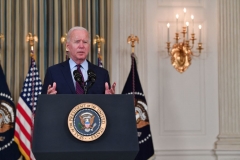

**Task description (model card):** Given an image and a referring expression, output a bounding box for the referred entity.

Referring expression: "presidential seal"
[68,103,107,142]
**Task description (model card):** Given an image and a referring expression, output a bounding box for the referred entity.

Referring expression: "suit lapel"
[87,60,96,71]
[61,60,76,94]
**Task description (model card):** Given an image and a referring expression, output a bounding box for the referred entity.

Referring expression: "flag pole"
[123,35,155,160]
[93,35,105,67]
[26,33,38,115]
[0,33,4,63]
[27,32,38,157]
[26,33,38,60]
[127,34,139,104]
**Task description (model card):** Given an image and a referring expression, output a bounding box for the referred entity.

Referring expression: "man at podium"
[42,26,116,95]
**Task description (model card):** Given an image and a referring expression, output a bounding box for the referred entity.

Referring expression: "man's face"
[66,29,90,63]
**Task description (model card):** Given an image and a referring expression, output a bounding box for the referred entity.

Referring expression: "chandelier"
[166,8,203,73]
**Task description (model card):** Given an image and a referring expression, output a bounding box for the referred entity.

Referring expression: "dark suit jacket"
[42,59,110,94]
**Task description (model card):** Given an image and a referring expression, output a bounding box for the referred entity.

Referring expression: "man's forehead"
[71,30,89,39]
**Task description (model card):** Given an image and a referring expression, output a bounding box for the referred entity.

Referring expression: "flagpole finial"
[61,33,67,44]
[127,34,139,53]
[26,33,38,60]
[93,35,105,52]
[61,33,69,60]
[94,35,105,67]
[26,32,38,48]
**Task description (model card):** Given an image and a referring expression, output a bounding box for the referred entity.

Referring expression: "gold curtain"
[0,0,111,104]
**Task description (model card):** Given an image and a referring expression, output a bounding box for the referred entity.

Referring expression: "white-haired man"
[42,26,116,94]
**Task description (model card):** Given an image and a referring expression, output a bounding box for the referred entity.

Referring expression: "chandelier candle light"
[166,8,203,73]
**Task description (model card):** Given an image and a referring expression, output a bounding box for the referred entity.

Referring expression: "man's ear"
[66,43,69,52]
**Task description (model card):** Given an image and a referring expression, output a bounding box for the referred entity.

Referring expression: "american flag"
[14,57,42,160]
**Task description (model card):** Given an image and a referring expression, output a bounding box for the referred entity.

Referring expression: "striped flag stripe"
[16,105,32,130]
[31,151,36,160]
[15,116,31,144]
[14,130,31,158]
[18,98,33,119]
[15,115,32,140]
[15,115,31,138]
[15,108,33,160]
[15,121,31,145]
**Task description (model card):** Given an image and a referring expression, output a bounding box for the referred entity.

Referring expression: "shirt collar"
[69,58,88,70]
[80,60,88,70]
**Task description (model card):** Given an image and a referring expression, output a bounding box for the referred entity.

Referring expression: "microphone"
[86,69,96,91]
[87,69,96,83]
[73,70,83,84]
[73,70,87,94]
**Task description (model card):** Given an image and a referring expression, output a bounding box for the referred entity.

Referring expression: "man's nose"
[78,41,84,48]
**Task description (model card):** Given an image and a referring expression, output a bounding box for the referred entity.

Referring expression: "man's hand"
[105,82,116,94]
[47,82,57,94]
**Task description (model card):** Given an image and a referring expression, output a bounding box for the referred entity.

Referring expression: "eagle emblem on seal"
[79,112,96,132]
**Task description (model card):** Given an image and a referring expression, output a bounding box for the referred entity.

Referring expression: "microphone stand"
[86,81,94,91]
[78,81,88,94]
[83,82,87,94]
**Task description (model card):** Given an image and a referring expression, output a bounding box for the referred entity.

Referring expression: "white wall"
[111,0,219,159]
[146,0,218,159]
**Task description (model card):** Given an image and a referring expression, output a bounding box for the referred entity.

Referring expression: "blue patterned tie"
[76,65,84,94]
